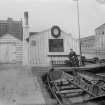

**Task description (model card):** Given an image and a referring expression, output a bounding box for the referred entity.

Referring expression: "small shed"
[0,34,23,64]
[29,26,79,66]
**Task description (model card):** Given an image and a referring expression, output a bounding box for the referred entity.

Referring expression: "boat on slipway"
[42,66,105,105]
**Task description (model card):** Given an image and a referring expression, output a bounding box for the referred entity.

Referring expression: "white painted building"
[28,26,79,66]
[80,35,96,58]
[0,18,23,64]
[95,23,105,59]
[0,34,23,64]
[22,12,79,66]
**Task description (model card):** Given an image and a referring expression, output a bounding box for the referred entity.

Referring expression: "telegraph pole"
[76,0,82,65]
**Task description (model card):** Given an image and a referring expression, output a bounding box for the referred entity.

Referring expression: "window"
[31,40,36,46]
[49,39,64,52]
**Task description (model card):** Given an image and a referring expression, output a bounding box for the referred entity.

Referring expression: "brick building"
[0,18,23,40]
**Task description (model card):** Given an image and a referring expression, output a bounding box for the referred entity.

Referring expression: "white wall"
[29,29,79,66]
[0,34,23,64]
[95,25,105,59]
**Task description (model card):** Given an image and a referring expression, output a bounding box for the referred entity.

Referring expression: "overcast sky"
[0,0,105,38]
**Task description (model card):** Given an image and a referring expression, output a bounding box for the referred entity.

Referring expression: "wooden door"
[0,43,16,63]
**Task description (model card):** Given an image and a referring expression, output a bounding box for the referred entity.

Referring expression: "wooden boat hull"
[43,67,105,104]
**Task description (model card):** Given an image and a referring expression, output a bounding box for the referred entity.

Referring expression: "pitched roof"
[0,18,23,40]
[0,31,23,41]
[95,23,105,30]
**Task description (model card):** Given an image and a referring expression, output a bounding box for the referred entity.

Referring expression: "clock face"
[53,28,59,36]
[51,26,61,38]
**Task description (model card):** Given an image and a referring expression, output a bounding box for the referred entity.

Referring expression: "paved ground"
[0,65,45,105]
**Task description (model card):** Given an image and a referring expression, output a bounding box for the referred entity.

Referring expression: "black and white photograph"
[0,0,105,105]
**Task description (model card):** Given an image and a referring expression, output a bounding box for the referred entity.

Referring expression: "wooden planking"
[0,34,23,64]
[30,29,79,66]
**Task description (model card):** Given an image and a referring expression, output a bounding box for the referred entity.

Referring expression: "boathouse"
[28,26,79,66]
[23,12,79,66]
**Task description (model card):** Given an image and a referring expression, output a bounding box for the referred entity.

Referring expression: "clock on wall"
[51,25,61,38]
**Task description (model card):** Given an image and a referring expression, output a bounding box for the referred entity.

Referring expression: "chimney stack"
[24,11,28,26]
[23,11,29,65]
